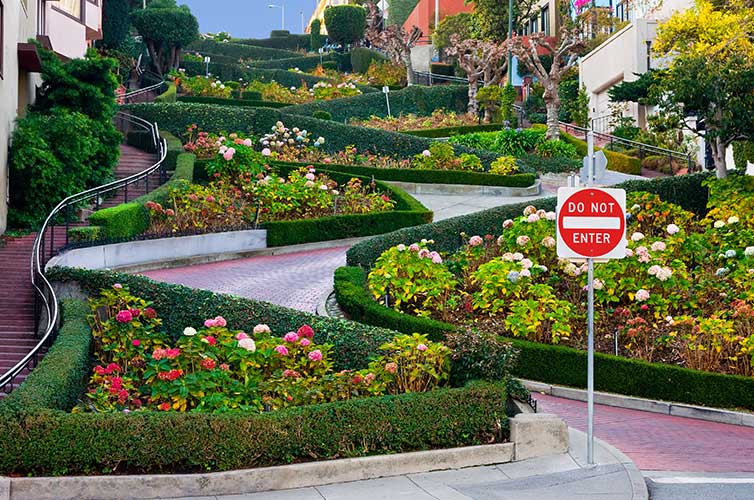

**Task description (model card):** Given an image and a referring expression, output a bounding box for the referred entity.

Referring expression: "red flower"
[118,389,129,402]
[106,363,120,373]
[132,339,141,347]
[219,363,230,371]
[203,336,217,346]
[143,307,157,319]
[352,374,363,385]
[165,348,181,359]
[111,377,123,390]
[297,324,315,339]
[129,308,141,318]
[158,402,171,411]
[200,358,217,370]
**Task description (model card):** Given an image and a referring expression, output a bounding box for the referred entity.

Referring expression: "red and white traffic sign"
[556,187,626,259]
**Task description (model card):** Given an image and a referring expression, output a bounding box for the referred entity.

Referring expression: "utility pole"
[507,0,514,84]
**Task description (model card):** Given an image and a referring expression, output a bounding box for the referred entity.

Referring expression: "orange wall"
[402,0,473,39]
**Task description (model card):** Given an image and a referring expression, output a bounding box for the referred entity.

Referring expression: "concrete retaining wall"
[47,229,267,271]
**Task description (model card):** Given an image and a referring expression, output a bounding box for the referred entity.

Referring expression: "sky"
[179,0,319,38]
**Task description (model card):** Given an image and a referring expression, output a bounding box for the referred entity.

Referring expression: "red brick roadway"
[141,245,754,473]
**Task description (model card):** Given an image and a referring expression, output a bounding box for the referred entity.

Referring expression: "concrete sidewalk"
[164,429,646,500]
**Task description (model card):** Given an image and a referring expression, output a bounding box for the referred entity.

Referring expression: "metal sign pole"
[586,130,595,466]
[383,86,391,117]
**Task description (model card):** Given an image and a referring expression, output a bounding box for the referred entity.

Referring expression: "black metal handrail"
[122,79,167,105]
[0,89,167,393]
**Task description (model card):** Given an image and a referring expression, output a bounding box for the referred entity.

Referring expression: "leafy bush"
[241,90,262,100]
[732,141,754,170]
[534,139,578,159]
[310,19,323,51]
[351,48,386,73]
[430,63,454,76]
[235,33,311,51]
[449,128,545,156]
[489,156,518,175]
[412,143,484,172]
[312,110,332,120]
[366,60,408,87]
[249,55,327,72]
[155,82,177,103]
[187,38,299,60]
[517,153,580,174]
[324,5,367,46]
[177,96,289,108]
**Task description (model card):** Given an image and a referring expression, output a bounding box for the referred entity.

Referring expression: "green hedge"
[346,172,711,268]
[272,160,536,187]
[249,55,329,72]
[154,82,176,103]
[284,85,469,123]
[83,153,195,240]
[333,265,754,411]
[177,95,290,109]
[160,130,184,171]
[188,39,299,60]
[181,60,329,88]
[241,90,262,100]
[404,123,510,138]
[559,131,642,175]
[235,34,311,51]
[351,48,386,73]
[0,300,92,413]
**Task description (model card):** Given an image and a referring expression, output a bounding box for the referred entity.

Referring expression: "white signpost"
[556,131,626,465]
[382,86,391,117]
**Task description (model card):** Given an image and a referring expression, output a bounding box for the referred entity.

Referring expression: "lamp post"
[203,56,211,77]
[434,0,439,33]
[268,4,285,31]
[301,10,305,33]
[507,0,513,84]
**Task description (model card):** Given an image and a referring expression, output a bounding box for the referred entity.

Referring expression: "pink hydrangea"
[503,219,514,229]
[242,138,253,146]
[527,213,540,223]
[238,338,256,351]
[523,205,537,216]
[283,332,299,343]
[516,236,530,246]
[409,243,421,252]
[417,343,428,352]
[113,283,123,289]
[651,241,666,252]
[520,258,533,269]
[261,148,272,156]
[235,332,250,340]
[667,224,680,235]
[297,324,315,339]
[635,289,650,302]
[385,362,398,373]
[418,249,430,259]
[132,339,141,347]
[430,251,442,264]
[253,324,271,334]
[541,236,556,248]
[520,269,531,278]
[469,235,483,247]
[115,310,133,323]
[308,350,323,361]
[274,345,289,355]
[300,338,311,347]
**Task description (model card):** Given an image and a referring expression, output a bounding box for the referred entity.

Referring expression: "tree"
[324,5,366,47]
[466,0,539,41]
[102,0,132,50]
[310,19,323,51]
[131,2,199,76]
[607,69,664,105]
[446,35,507,117]
[508,29,584,138]
[432,13,481,52]
[386,0,420,28]
[652,0,754,178]
[365,2,422,85]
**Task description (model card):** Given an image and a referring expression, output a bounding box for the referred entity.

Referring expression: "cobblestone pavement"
[140,246,349,313]
[535,393,754,472]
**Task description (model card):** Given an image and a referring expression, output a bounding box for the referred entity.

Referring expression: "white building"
[579,0,692,131]
[0,0,101,234]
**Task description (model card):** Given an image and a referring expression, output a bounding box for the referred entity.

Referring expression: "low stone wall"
[47,229,267,271]
[385,180,542,197]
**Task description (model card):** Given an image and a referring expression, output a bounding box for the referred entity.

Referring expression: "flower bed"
[0,269,516,475]
[350,109,480,132]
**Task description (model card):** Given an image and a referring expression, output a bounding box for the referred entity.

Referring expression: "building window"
[530,17,538,34]
[541,6,550,36]
[55,0,82,20]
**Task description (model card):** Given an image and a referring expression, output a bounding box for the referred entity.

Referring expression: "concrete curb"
[384,180,541,198]
[10,444,515,500]
[569,428,649,500]
[524,379,754,428]
[76,236,367,274]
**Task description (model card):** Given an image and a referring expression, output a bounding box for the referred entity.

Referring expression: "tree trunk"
[709,135,728,179]
[403,53,415,86]
[467,77,480,117]
[146,41,161,76]
[543,82,560,140]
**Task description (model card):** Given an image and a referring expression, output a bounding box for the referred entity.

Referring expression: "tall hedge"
[351,48,386,74]
[187,39,299,60]
[248,55,329,72]
[310,19,323,51]
[101,0,132,50]
[324,5,367,46]
[180,60,330,88]
[235,34,311,51]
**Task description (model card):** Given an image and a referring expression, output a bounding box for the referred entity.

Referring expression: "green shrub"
[321,60,338,70]
[330,51,353,72]
[236,34,311,51]
[404,123,508,138]
[517,154,580,174]
[187,38,299,60]
[430,63,454,76]
[249,55,327,72]
[154,82,177,103]
[332,264,754,411]
[310,19,324,51]
[732,141,754,170]
[0,300,92,413]
[180,60,329,88]
[270,30,290,37]
[312,110,332,120]
[351,48,386,73]
[324,5,366,46]
[284,85,469,122]
[67,226,102,243]
[534,139,578,159]
[241,90,262,100]
[160,130,183,171]
[177,95,289,108]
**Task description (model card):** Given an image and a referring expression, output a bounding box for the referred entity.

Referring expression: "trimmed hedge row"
[154,82,177,103]
[558,130,642,175]
[160,129,184,171]
[181,60,329,88]
[0,300,92,413]
[284,85,469,123]
[333,266,754,411]
[404,123,510,138]
[188,39,300,60]
[249,55,329,72]
[271,160,537,187]
[346,172,711,268]
[235,34,311,51]
[177,95,290,109]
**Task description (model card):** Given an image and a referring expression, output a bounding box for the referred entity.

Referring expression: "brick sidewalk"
[536,393,754,472]
[140,246,349,313]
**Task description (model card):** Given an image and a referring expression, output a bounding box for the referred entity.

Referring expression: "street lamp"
[203,55,211,77]
[300,10,304,33]
[268,4,285,31]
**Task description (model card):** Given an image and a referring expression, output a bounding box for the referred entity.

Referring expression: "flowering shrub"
[260,121,324,152]
[179,75,232,98]
[367,181,754,377]
[77,287,450,413]
[412,143,484,172]
[366,60,408,87]
[243,80,361,104]
[449,128,545,156]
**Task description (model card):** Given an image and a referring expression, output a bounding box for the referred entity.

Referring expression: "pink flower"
[283,332,299,343]
[469,235,483,247]
[165,348,180,359]
[503,219,514,229]
[283,369,301,378]
[527,213,540,223]
[418,249,430,259]
[385,362,398,373]
[242,138,253,146]
[113,283,123,289]
[238,338,256,351]
[409,243,420,252]
[235,332,249,340]
[300,338,311,347]
[651,241,666,252]
[261,148,271,156]
[516,235,531,247]
[364,373,376,385]
[297,324,314,339]
[635,289,650,302]
[204,318,217,328]
[308,350,323,361]
[214,316,227,327]
[254,324,271,334]
[202,336,217,346]
[129,308,141,318]
[417,343,428,352]
[132,339,141,347]
[165,209,175,216]
[152,348,166,360]
[200,358,216,370]
[640,304,649,311]
[275,345,289,355]
[220,363,230,371]
[158,402,171,411]
[115,310,133,323]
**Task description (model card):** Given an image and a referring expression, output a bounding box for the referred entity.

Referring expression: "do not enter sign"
[556,187,626,259]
